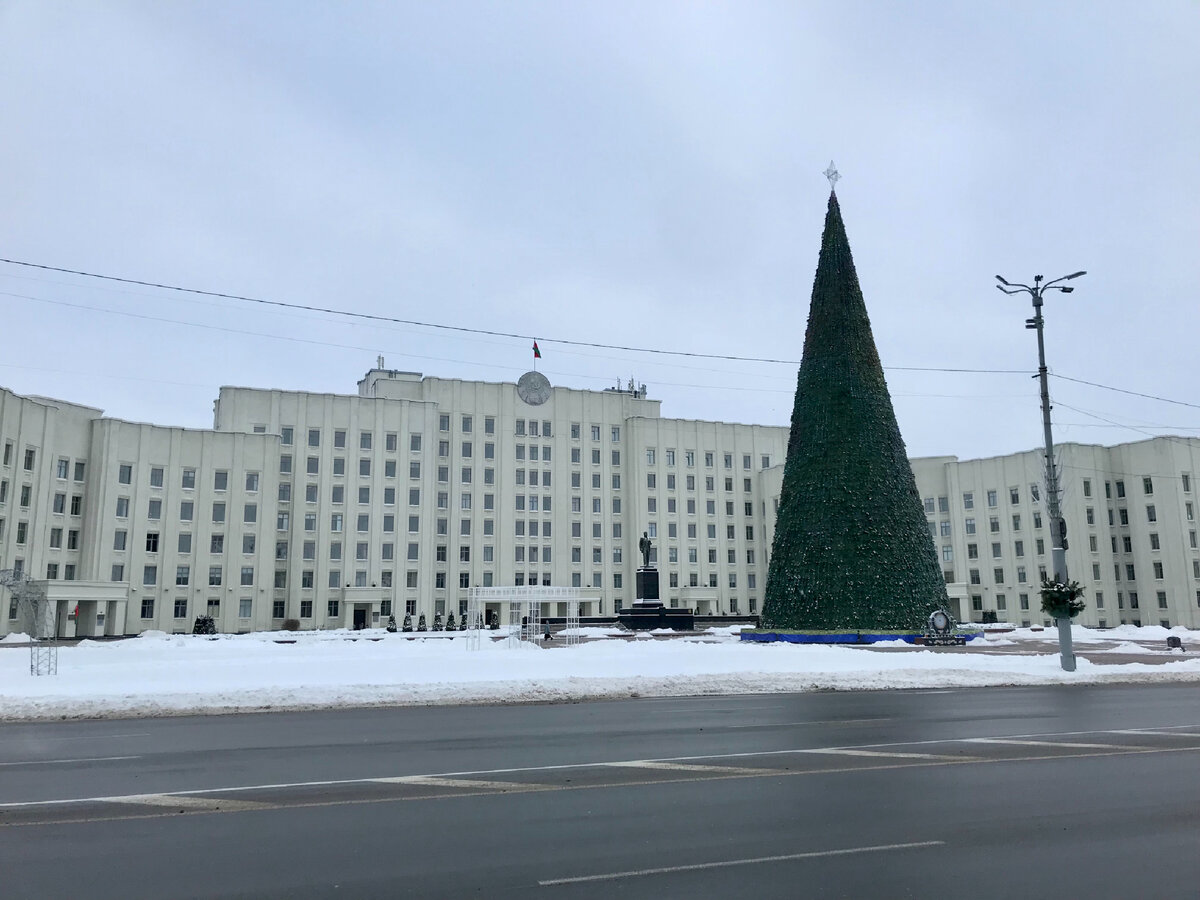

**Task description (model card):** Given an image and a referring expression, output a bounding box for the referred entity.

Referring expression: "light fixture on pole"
[995,270,1086,671]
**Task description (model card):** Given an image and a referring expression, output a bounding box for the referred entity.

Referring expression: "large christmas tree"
[762,190,947,630]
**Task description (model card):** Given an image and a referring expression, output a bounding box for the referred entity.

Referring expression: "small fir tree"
[416,613,428,632]
[445,611,457,631]
[401,613,413,632]
[762,191,948,631]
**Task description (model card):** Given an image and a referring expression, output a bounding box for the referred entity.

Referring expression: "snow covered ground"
[2,625,1199,721]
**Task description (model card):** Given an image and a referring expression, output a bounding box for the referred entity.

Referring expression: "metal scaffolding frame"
[1,569,57,676]
[465,586,582,649]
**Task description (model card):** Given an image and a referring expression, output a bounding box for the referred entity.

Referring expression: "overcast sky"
[2,1,1197,461]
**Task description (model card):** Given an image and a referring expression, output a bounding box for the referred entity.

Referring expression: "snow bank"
[3,628,1200,721]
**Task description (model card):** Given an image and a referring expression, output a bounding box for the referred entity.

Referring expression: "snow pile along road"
[1,627,1199,721]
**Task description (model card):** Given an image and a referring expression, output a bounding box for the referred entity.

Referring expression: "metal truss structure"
[465,586,582,650]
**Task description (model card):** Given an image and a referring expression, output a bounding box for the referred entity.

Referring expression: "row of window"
[0,482,86,512]
[1085,503,1196,526]
[1086,531,1200,555]
[2,443,43,473]
[1083,475,1193,499]
[284,418,501,449]
[928,486,1043,514]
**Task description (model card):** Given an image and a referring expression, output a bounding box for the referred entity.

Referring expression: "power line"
[1050,373,1200,412]
[0,257,1026,374]
[1054,402,1200,452]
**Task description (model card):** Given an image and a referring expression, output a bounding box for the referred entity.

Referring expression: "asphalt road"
[2,685,1199,899]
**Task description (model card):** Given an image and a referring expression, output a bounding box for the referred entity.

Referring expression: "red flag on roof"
[533,341,542,359]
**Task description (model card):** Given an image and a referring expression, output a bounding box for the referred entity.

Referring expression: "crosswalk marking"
[963,738,1145,751]
[371,776,549,792]
[603,760,774,775]
[798,748,972,761]
[100,793,271,812]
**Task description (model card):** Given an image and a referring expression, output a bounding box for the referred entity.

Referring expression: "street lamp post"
[996,270,1086,672]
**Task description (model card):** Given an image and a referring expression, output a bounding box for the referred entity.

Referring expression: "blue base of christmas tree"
[740,630,982,645]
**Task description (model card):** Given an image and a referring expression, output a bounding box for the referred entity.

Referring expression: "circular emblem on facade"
[516,371,552,406]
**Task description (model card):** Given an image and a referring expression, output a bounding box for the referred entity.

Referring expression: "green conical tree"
[762,191,948,630]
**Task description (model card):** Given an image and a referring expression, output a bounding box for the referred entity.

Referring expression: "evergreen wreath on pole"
[1039,577,1086,619]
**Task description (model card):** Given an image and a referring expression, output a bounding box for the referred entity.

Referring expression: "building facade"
[2,368,1199,635]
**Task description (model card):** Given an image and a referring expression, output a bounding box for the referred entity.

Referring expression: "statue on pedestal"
[639,532,653,568]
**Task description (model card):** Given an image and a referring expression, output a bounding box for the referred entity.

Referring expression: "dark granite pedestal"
[617,566,695,630]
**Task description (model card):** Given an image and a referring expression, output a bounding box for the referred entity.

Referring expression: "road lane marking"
[603,760,774,775]
[726,718,888,729]
[537,840,945,885]
[963,738,1146,751]
[371,776,551,792]
[0,733,150,745]
[0,756,140,767]
[798,749,973,761]
[98,793,271,812]
[1113,728,1200,738]
[5,724,1200,813]
[8,743,1200,828]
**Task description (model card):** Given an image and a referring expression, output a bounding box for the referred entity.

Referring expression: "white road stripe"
[538,840,945,885]
[604,760,774,775]
[98,793,271,811]
[799,749,970,761]
[5,725,1200,811]
[727,718,888,729]
[372,776,550,792]
[964,738,1145,751]
[0,755,140,767]
[1113,728,1200,738]
[0,733,150,745]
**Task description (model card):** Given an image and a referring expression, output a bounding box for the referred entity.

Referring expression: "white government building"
[3,364,1199,636]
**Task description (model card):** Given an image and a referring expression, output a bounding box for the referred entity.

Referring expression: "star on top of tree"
[824,161,840,192]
